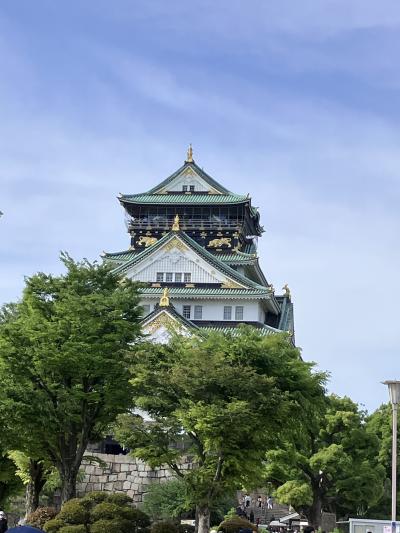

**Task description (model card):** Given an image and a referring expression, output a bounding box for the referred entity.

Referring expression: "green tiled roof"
[147,161,233,195]
[215,253,257,265]
[199,325,280,336]
[119,193,248,205]
[104,249,139,262]
[139,287,269,298]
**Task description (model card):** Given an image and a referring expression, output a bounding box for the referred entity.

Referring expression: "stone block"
[123,481,132,490]
[98,475,108,484]
[114,481,123,491]
[121,463,130,472]
[112,463,121,473]
[108,474,118,482]
[93,483,102,491]
[138,464,145,472]
[94,467,105,476]
[117,473,127,481]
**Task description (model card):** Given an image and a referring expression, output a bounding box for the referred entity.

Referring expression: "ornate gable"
[141,307,194,344]
[123,234,245,288]
[153,165,222,194]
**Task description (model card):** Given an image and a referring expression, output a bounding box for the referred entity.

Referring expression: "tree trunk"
[307,495,322,529]
[196,505,211,533]
[25,460,47,518]
[59,465,79,504]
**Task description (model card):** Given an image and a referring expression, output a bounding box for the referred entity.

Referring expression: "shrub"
[47,491,150,533]
[81,491,109,506]
[218,517,257,533]
[59,526,87,533]
[91,518,133,533]
[91,502,122,521]
[151,520,179,533]
[107,492,133,506]
[26,506,58,528]
[58,499,90,525]
[44,518,65,533]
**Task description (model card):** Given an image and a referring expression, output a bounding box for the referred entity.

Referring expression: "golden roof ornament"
[282,284,291,298]
[172,214,180,231]
[159,287,170,307]
[185,144,194,163]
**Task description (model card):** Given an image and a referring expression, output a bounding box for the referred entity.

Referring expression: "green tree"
[265,395,385,527]
[0,453,23,509]
[365,403,400,519]
[0,254,142,503]
[115,328,326,533]
[143,479,189,521]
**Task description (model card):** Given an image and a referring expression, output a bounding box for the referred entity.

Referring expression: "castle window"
[184,272,191,283]
[194,305,203,319]
[156,272,164,282]
[235,306,244,320]
[175,273,182,283]
[183,305,191,319]
[223,306,232,320]
[165,272,173,282]
[189,185,195,192]
[182,185,188,192]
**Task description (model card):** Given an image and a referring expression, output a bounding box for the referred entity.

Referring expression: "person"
[250,510,255,523]
[267,496,273,509]
[303,526,315,533]
[257,496,262,508]
[0,511,8,533]
[245,494,251,508]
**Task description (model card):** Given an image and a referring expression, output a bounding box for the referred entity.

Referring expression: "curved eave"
[119,194,249,206]
[139,287,270,299]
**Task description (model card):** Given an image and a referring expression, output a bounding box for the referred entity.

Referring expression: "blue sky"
[1,1,400,412]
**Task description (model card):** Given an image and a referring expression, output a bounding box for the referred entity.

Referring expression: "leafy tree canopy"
[116,327,327,533]
[265,395,386,527]
[0,253,143,502]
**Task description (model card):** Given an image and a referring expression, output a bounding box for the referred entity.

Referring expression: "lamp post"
[383,380,400,533]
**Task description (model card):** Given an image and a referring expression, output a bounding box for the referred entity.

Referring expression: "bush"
[107,493,133,506]
[58,499,90,525]
[26,506,58,528]
[91,502,122,521]
[218,517,257,533]
[91,518,133,533]
[59,526,87,533]
[44,518,65,533]
[151,520,179,533]
[81,491,109,506]
[47,491,150,533]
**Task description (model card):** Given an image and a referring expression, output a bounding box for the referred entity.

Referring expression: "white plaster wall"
[140,298,263,322]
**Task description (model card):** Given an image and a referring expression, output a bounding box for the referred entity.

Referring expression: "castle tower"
[104,148,294,342]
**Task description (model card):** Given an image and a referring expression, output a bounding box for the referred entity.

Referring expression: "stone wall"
[77,452,191,505]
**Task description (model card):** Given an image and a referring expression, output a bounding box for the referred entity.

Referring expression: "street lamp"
[383,380,400,533]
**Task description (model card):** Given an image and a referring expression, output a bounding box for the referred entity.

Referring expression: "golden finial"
[282,284,291,298]
[268,284,275,293]
[159,287,170,307]
[185,144,194,163]
[172,214,180,231]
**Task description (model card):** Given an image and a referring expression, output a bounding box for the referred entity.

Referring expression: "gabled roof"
[147,161,232,195]
[110,230,273,294]
[141,303,200,332]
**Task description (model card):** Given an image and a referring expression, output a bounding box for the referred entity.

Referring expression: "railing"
[126,218,241,231]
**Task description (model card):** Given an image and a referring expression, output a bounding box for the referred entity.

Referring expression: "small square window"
[165,272,173,282]
[189,185,195,192]
[184,272,191,283]
[182,185,188,192]
[175,273,182,283]
[223,306,232,320]
[156,272,164,282]
[235,306,244,320]
[183,305,191,319]
[194,305,203,319]
[142,304,150,316]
